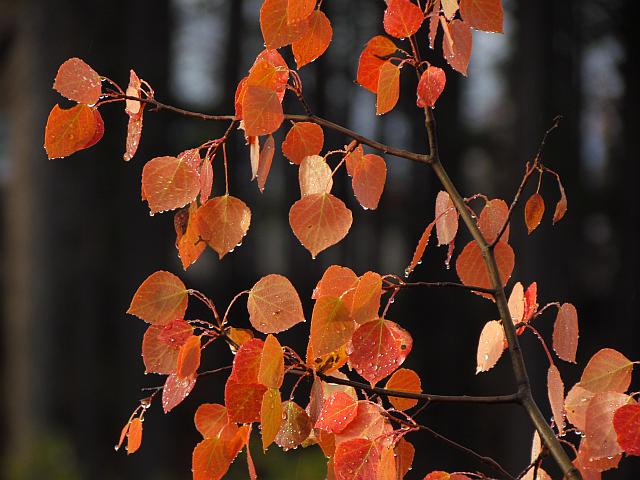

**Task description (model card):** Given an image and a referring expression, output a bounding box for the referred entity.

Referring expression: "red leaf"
[417,66,447,108]
[459,0,503,33]
[378,445,397,480]
[230,338,265,384]
[287,0,316,24]
[242,85,284,136]
[247,50,290,102]
[142,319,193,374]
[405,219,435,276]
[357,36,398,93]
[289,192,352,258]
[579,348,633,394]
[175,203,206,269]
[225,380,267,423]
[282,122,324,165]
[584,392,632,460]
[348,318,412,385]
[552,303,579,363]
[196,195,251,259]
[299,155,333,196]
[258,334,285,388]
[310,296,354,357]
[260,0,308,49]
[194,403,228,438]
[126,418,143,455]
[547,365,566,435]
[435,191,458,245]
[292,10,333,68]
[349,271,382,325]
[524,193,545,234]
[141,156,201,214]
[478,198,509,244]
[553,175,568,224]
[176,335,201,379]
[128,271,188,326]
[260,388,282,450]
[162,373,196,413]
[334,438,380,480]
[456,240,514,296]
[345,144,364,177]
[335,400,393,444]
[315,392,359,433]
[247,274,305,334]
[476,320,505,373]
[428,1,441,48]
[383,0,424,39]
[442,19,473,75]
[350,153,387,210]
[257,134,275,192]
[192,437,232,480]
[395,438,415,478]
[376,61,400,115]
[523,282,538,321]
[385,368,422,411]
[44,104,98,159]
[53,57,101,105]
[614,403,640,456]
[275,401,312,450]
[313,265,358,300]
[83,109,104,150]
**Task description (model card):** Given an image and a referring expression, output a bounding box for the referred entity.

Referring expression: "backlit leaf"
[383,0,424,39]
[395,438,415,478]
[334,438,380,480]
[248,274,305,333]
[348,318,412,385]
[260,0,308,49]
[552,303,579,363]
[260,388,282,450]
[162,373,196,413]
[585,392,632,460]
[310,296,354,357]
[442,0,459,20]
[175,203,206,269]
[417,66,446,108]
[196,195,251,259]
[456,240,514,296]
[377,444,397,480]
[335,400,392,444]
[226,327,254,351]
[579,348,633,394]
[123,114,143,161]
[307,342,349,374]
[176,335,201,379]
[405,219,435,276]
[350,153,387,210]
[125,69,143,118]
[242,85,284,136]
[523,282,538,321]
[258,334,285,388]
[344,144,364,177]
[435,191,458,245]
[564,384,594,432]
[83,109,105,150]
[376,61,400,115]
[547,365,565,435]
[575,436,621,473]
[508,282,525,325]
[128,271,188,326]
[613,403,640,456]
[289,192,352,257]
[275,401,312,450]
[313,265,358,299]
[349,271,382,325]
[257,134,275,192]
[299,155,333,196]
[225,380,267,423]
[459,0,503,33]
[195,403,228,438]
[142,319,193,374]
[442,19,472,75]
[315,392,359,434]
[44,104,98,159]
[53,57,101,105]
[230,338,265,384]
[553,175,568,224]
[192,437,232,480]
[126,418,143,455]
[478,198,509,244]
[357,36,398,93]
[247,51,289,101]
[385,368,422,411]
[307,373,357,425]
[292,10,333,68]
[428,1,441,48]
[476,320,505,373]
[524,193,545,234]
[287,0,316,24]
[282,122,324,165]
[141,156,201,214]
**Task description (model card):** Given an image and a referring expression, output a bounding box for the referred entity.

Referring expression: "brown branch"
[383,280,495,295]
[288,368,519,405]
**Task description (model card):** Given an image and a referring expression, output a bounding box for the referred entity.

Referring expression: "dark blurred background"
[0,0,638,478]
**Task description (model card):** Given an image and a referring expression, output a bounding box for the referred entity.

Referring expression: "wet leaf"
[310,296,354,357]
[141,156,201,214]
[225,380,267,423]
[459,0,503,33]
[175,203,206,269]
[287,0,316,24]
[335,400,392,445]
[435,191,458,245]
[126,418,143,455]
[313,265,358,300]
[357,36,398,93]
[257,134,275,192]
[248,274,305,334]
[230,338,265,384]
[334,438,380,480]
[547,365,565,435]
[350,153,387,210]
[385,368,422,411]
[260,0,308,49]
[584,392,632,460]
[564,384,594,432]
[142,319,193,374]
[613,403,640,456]
[196,195,251,259]
[442,19,472,75]
[44,104,98,159]
[553,176,568,224]
[476,320,505,373]
[258,334,285,388]
[192,437,232,480]
[405,220,435,276]
[383,0,424,38]
[579,348,633,394]
[128,271,188,326]
[242,85,284,136]
[478,198,509,244]
[260,388,282,450]
[524,193,545,234]
[282,122,324,165]
[275,401,312,450]
[162,373,196,413]
[292,10,333,68]
[417,66,447,108]
[376,61,400,115]
[456,240,514,297]
[299,155,333,196]
[53,57,101,105]
[176,335,201,379]
[349,271,382,325]
[552,303,579,363]
[194,403,228,438]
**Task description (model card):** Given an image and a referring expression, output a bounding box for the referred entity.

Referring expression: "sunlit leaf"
[442,0,459,20]
[376,61,400,115]
[383,0,424,38]
[377,444,397,480]
[128,271,188,326]
[260,0,308,49]
[350,153,387,210]
[313,265,358,300]
[442,19,472,75]
[524,193,545,234]
[614,403,640,456]
[125,69,143,118]
[584,392,632,460]
[547,365,565,435]
[257,134,275,193]
[230,338,265,384]
[123,114,143,161]
[310,296,354,357]
[335,400,393,445]
[258,334,285,388]
[126,418,143,455]
[405,220,435,276]
[162,373,196,413]
[292,10,333,68]
[357,36,398,93]
[282,122,324,165]
[192,437,232,480]
[195,403,228,438]
[315,392,359,433]
[44,104,98,159]
[142,319,193,374]
[456,240,514,297]
[508,282,525,325]
[176,335,201,379]
[275,400,312,450]
[478,198,509,244]
[459,0,503,33]
[225,380,267,423]
[53,57,101,105]
[175,203,206,270]
[428,1,441,48]
[287,0,316,24]
[552,303,579,363]
[417,66,447,108]
[260,388,282,450]
[579,348,633,394]
[385,368,422,411]
[435,191,458,245]
[196,195,251,259]
[349,271,382,325]
[141,155,201,214]
[553,175,568,224]
[226,327,255,351]
[248,274,305,333]
[242,85,284,137]
[289,192,352,258]
[83,109,104,150]
[247,51,289,101]
[334,438,380,480]
[476,320,505,374]
[299,155,333,196]
[395,438,415,478]
[564,384,594,432]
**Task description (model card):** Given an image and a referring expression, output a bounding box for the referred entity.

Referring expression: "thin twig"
[383,280,495,295]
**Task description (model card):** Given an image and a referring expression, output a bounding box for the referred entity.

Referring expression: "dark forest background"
[0,0,638,478]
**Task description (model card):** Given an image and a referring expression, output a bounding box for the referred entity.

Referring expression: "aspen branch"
[383,280,495,295]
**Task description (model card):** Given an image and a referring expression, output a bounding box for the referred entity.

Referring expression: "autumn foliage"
[46,1,636,479]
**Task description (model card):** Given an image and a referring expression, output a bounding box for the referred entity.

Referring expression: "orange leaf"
[335,400,392,444]
[613,403,640,456]
[83,109,105,150]
[258,334,285,388]
[349,271,382,324]
[385,368,422,410]
[257,134,275,192]
[378,445,397,480]
[442,19,473,75]
[456,240,514,296]
[428,1,441,48]
[383,0,424,39]
[141,156,201,214]
[287,0,316,24]
[553,175,568,224]
[199,158,213,202]
[552,303,579,363]
[230,338,264,384]
[579,348,633,394]
[357,36,398,93]
[289,192,352,258]
[310,296,354,357]
[162,373,196,413]
[125,70,143,118]
[435,191,458,245]
[376,61,400,115]
[196,195,251,259]
[564,384,594,432]
[226,327,254,351]
[192,437,232,480]
[334,438,380,480]
[313,265,358,299]
[275,400,312,450]
[126,418,143,455]
[405,219,436,276]
[282,122,324,164]
[395,438,415,479]
[584,392,632,460]
[175,203,206,270]
[44,104,98,159]
[225,380,267,423]
[142,319,193,374]
[260,0,308,49]
[246,54,288,102]
[417,66,447,108]
[292,10,333,68]
[459,0,503,33]
[123,114,143,161]
[176,335,201,379]
[547,365,566,435]
[350,153,387,210]
[260,388,282,450]
[476,320,505,373]
[53,57,101,105]
[194,403,228,438]
[299,155,333,196]
[524,193,545,234]
[247,274,305,334]
[242,85,284,136]
[128,271,188,326]
[315,391,359,433]
[478,198,509,244]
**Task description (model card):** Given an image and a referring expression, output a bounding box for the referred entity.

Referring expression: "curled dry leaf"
[476,320,505,374]
[376,61,400,115]
[383,0,424,38]
[282,122,324,164]
[248,274,305,334]
[299,155,333,196]
[128,271,188,326]
[524,192,545,234]
[357,36,398,93]
[552,303,579,363]
[292,10,333,68]
[417,66,447,108]
[53,57,101,105]
[196,195,251,259]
